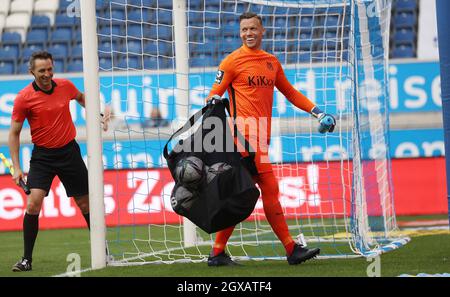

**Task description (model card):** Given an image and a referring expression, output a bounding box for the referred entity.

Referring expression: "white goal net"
[86,0,409,265]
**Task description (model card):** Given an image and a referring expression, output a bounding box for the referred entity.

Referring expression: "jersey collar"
[32,80,57,95]
[241,44,264,54]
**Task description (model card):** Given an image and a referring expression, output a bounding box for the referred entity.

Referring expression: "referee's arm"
[75,92,85,107]
[8,120,25,183]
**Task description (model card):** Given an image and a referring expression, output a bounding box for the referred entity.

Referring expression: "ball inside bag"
[206,162,232,183]
[175,156,204,187]
[170,185,195,212]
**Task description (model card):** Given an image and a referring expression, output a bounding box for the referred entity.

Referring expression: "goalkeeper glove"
[311,106,336,133]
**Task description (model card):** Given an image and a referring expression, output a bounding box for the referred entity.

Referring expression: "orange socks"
[257,172,296,256]
[212,226,235,256]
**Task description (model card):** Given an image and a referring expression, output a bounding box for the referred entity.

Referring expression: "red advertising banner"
[0,157,447,231]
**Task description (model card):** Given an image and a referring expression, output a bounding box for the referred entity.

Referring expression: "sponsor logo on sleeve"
[215,70,224,84]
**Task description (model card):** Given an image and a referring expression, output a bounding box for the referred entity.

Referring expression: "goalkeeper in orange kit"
[206,12,336,266]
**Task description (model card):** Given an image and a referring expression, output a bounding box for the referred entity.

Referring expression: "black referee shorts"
[27,140,89,198]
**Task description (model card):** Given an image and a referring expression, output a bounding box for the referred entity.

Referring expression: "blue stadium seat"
[117,56,142,69]
[71,43,83,58]
[220,36,240,53]
[128,10,142,23]
[273,40,286,52]
[18,61,30,74]
[22,45,46,61]
[394,11,416,28]
[222,2,247,13]
[204,12,219,26]
[188,11,203,26]
[95,0,108,10]
[391,44,415,58]
[98,40,121,55]
[144,55,158,70]
[223,21,239,36]
[0,60,15,75]
[51,28,73,43]
[126,40,143,54]
[1,44,20,58]
[248,3,263,13]
[142,0,157,6]
[394,28,415,44]
[262,16,274,28]
[26,29,49,44]
[55,14,77,28]
[2,32,22,43]
[205,0,221,10]
[126,24,142,38]
[144,40,158,55]
[274,16,287,27]
[261,5,275,15]
[395,0,417,12]
[7,43,22,57]
[192,42,216,57]
[157,26,172,41]
[48,44,69,58]
[287,40,299,52]
[204,27,220,39]
[299,32,313,50]
[158,41,173,56]
[300,16,314,29]
[158,0,173,9]
[30,15,51,29]
[112,9,126,25]
[274,6,288,15]
[0,47,18,60]
[53,58,66,72]
[188,27,203,43]
[188,0,202,11]
[157,10,172,25]
[74,30,82,43]
[99,25,123,36]
[68,59,83,72]
[99,56,112,70]
[325,15,340,27]
[143,24,157,39]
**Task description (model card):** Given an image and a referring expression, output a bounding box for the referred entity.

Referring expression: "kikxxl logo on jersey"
[247,76,275,87]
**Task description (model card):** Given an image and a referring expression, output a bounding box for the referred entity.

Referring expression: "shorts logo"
[215,70,224,84]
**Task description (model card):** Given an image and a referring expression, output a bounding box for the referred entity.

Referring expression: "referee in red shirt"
[8,51,108,272]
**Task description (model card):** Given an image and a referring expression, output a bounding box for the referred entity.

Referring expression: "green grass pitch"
[0,215,448,277]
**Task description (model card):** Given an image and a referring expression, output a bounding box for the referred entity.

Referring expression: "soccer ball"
[175,156,204,188]
[205,162,232,183]
[170,185,195,212]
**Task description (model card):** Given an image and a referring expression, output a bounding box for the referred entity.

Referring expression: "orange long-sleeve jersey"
[208,45,316,150]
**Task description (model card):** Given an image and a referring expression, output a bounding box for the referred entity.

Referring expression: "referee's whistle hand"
[12,169,23,185]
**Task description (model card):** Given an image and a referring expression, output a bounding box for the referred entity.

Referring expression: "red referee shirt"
[12,78,80,148]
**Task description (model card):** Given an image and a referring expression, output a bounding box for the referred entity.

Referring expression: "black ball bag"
[163,99,260,234]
